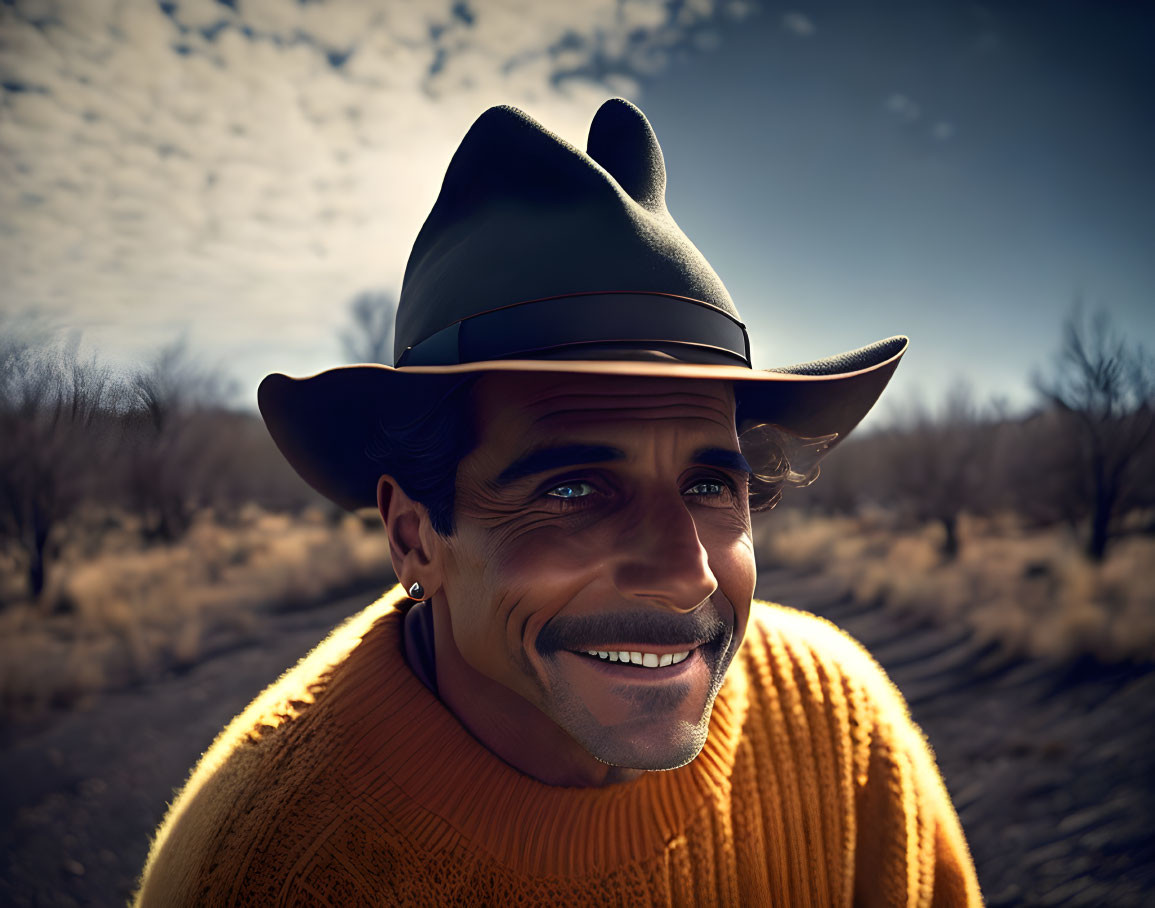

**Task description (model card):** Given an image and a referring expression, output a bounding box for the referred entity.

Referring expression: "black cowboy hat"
[259,98,907,511]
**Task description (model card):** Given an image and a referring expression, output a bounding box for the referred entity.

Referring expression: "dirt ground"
[2,571,1153,907]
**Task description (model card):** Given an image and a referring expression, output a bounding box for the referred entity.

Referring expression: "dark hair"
[738,421,836,513]
[365,374,482,537]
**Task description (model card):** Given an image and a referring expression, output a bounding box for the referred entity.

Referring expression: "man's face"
[436,371,757,771]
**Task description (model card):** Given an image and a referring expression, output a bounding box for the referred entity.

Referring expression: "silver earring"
[408,581,425,601]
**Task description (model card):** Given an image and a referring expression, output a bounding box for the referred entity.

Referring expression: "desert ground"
[2,558,1152,907]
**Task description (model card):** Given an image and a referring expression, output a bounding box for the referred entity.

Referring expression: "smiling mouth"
[578,649,692,668]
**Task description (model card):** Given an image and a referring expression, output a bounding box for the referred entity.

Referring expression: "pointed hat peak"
[586,97,667,211]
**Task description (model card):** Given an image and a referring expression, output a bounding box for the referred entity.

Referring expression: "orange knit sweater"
[135,584,982,906]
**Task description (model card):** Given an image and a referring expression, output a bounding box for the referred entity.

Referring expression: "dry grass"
[754,510,1155,663]
[0,506,393,723]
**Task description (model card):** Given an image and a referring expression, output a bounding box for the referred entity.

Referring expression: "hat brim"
[258,336,907,511]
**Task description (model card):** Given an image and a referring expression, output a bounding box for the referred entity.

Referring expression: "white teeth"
[581,649,694,667]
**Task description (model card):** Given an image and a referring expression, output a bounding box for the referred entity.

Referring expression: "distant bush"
[120,340,325,543]
[0,327,130,600]
[754,511,1155,664]
[0,328,327,606]
[0,506,393,724]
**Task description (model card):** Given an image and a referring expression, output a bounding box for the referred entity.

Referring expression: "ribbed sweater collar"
[325,586,750,877]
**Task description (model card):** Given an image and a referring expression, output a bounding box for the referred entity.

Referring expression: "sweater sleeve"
[746,602,982,907]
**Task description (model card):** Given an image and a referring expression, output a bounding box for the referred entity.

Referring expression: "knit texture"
[134,584,982,906]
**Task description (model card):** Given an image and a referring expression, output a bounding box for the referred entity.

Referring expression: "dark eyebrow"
[692,447,753,476]
[495,444,625,487]
[494,443,752,487]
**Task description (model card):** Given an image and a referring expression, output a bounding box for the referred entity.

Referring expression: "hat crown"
[394,99,740,367]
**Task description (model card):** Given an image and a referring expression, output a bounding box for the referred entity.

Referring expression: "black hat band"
[395,292,751,368]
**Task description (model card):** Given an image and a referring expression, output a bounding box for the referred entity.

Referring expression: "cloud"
[0,0,744,394]
[931,120,956,141]
[882,94,957,141]
[724,0,758,20]
[884,92,921,121]
[781,12,815,38]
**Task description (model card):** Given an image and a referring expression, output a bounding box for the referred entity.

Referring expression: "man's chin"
[577,718,712,772]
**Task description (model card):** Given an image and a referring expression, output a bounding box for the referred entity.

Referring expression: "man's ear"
[377,474,442,599]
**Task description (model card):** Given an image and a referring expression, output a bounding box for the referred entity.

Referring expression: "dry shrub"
[756,511,1155,663]
[755,512,866,575]
[0,507,393,723]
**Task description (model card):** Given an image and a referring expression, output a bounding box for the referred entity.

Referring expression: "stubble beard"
[538,633,736,772]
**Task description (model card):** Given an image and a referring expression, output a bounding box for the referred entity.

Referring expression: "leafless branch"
[340,290,396,364]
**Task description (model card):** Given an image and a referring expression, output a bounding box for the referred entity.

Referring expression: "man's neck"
[401,596,643,788]
[402,601,439,694]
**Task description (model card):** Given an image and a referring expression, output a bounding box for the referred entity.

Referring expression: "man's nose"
[612,492,718,613]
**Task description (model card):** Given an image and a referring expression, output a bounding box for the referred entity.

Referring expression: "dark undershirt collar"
[403,600,439,695]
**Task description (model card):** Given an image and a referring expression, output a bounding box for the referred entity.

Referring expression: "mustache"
[535,604,729,656]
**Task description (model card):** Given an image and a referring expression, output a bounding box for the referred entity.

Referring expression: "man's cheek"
[449,587,541,688]
[484,582,576,689]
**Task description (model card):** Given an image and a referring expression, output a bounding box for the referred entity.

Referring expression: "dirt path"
[3,574,1153,906]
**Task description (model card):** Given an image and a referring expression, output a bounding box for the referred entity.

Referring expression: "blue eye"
[545,480,596,500]
[543,477,735,511]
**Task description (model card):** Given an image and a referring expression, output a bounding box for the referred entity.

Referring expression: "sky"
[2,0,1152,428]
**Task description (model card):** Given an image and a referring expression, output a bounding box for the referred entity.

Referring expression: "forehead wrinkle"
[478,374,734,412]
[522,388,733,417]
[532,408,733,427]
[528,410,738,451]
[510,410,740,480]
[525,385,731,402]
[518,417,738,465]
[463,380,740,495]
[527,396,736,436]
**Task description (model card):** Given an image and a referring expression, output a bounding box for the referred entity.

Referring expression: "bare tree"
[124,339,238,541]
[1032,302,1155,561]
[882,381,1001,558]
[340,290,396,364]
[0,327,127,601]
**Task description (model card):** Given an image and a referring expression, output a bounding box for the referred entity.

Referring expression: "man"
[135,99,982,905]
